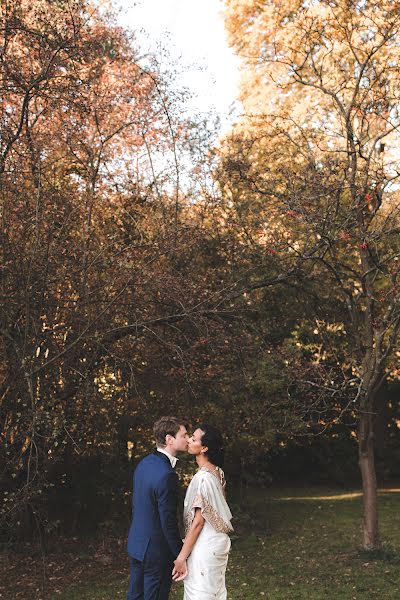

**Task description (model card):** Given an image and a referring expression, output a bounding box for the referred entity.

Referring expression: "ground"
[1,486,400,600]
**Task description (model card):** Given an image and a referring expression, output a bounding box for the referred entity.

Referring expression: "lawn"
[2,486,400,600]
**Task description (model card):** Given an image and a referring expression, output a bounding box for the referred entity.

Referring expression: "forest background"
[2,0,400,595]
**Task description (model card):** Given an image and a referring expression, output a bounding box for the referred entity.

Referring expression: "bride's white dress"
[183,466,233,600]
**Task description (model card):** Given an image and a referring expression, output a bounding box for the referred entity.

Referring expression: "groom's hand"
[172,557,188,581]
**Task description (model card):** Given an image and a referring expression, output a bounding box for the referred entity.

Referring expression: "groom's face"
[168,425,189,453]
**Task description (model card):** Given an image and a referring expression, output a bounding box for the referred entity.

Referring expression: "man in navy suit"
[127,416,189,600]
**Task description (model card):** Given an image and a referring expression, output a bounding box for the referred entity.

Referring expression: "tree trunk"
[358,403,381,549]
[373,380,389,486]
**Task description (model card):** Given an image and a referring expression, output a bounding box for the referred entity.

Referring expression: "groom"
[127,416,189,600]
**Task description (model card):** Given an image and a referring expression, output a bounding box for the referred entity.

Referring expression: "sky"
[115,0,241,130]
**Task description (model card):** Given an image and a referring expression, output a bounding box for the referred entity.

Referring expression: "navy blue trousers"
[127,557,173,600]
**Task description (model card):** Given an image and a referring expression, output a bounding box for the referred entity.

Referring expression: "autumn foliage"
[222,0,400,548]
[2,0,400,556]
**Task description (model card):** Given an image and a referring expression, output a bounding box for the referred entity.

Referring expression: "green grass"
[223,487,400,600]
[5,486,400,600]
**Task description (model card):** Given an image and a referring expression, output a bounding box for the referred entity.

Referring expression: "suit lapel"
[153,449,173,468]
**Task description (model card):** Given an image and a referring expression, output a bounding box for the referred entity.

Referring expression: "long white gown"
[183,466,233,600]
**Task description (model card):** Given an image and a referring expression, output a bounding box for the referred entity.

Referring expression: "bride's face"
[187,428,207,456]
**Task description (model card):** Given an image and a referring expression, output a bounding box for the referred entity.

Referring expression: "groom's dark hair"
[153,416,182,446]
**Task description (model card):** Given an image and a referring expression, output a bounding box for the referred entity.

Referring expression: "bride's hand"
[172,557,188,581]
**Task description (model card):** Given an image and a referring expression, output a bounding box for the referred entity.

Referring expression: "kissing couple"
[126,416,233,600]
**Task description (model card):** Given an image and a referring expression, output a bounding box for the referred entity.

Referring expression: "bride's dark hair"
[198,423,225,468]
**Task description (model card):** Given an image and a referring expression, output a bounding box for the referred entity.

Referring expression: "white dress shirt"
[156,447,178,468]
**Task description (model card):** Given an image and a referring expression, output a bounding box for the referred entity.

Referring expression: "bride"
[172,424,233,600]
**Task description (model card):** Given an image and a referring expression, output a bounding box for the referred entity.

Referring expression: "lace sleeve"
[184,473,233,535]
[185,493,232,534]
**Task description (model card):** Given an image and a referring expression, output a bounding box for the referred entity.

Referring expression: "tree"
[0,0,206,537]
[222,0,400,548]
[2,0,271,539]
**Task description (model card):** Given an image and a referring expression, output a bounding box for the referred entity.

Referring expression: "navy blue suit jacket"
[127,450,183,563]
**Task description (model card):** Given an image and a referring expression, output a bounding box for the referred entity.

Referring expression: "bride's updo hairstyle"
[198,424,225,468]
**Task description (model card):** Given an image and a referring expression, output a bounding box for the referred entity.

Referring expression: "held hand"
[172,557,188,581]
